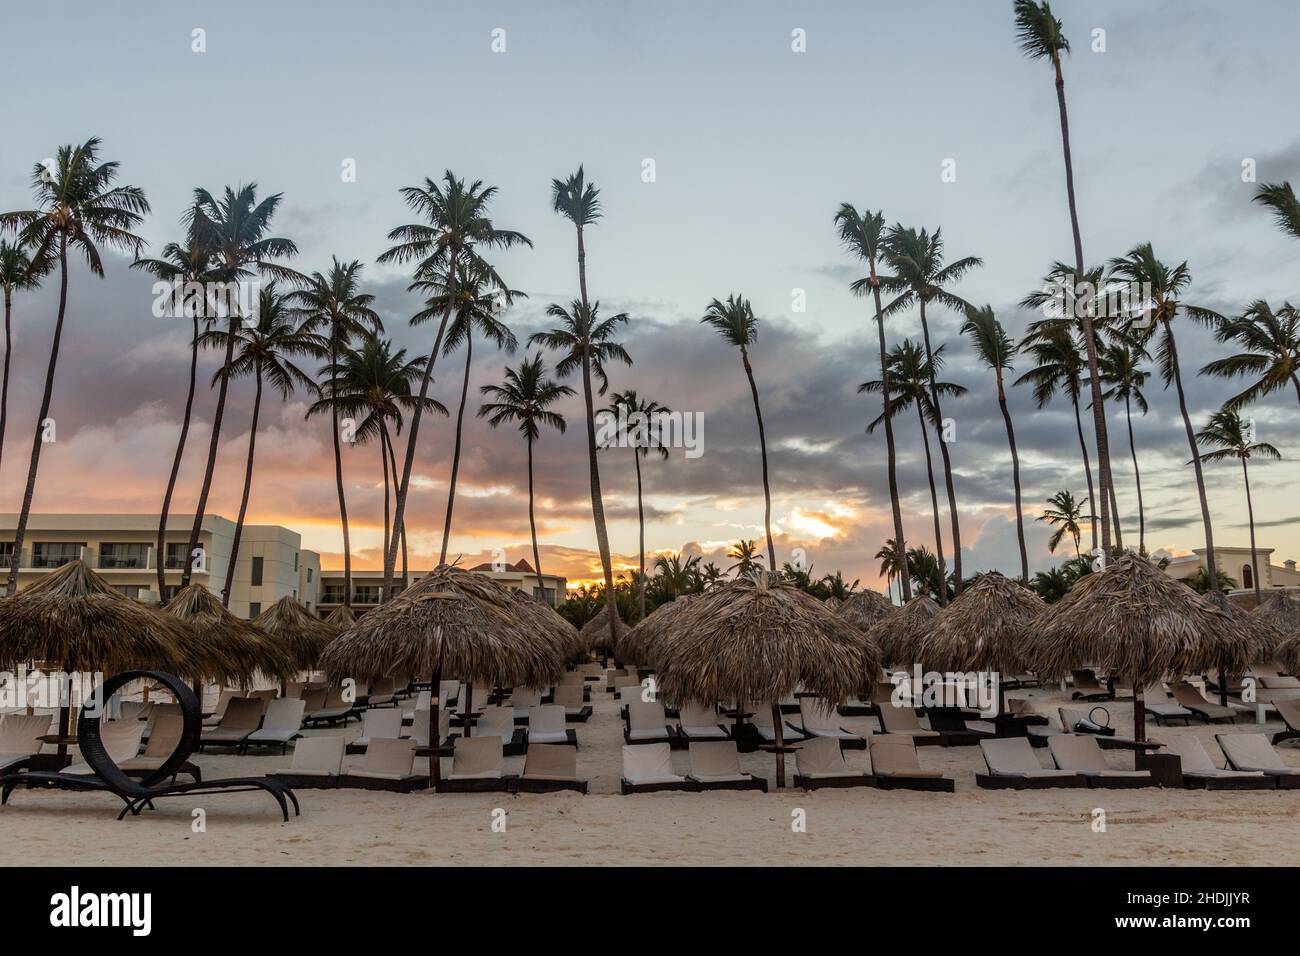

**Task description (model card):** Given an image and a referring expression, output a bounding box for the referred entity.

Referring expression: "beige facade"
[1162,545,1300,597]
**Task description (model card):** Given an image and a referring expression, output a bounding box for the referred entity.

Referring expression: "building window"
[248,602,261,618]
[322,585,346,604]
[1242,564,1254,590]
[294,552,299,572]
[354,586,381,605]
[164,543,190,570]
[32,542,84,568]
[533,586,556,604]
[251,556,263,586]
[0,542,13,563]
[113,584,143,599]
[99,542,149,569]
[307,568,313,583]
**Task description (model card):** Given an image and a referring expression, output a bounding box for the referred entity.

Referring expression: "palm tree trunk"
[866,264,911,601]
[527,436,545,599]
[916,299,962,592]
[1125,395,1146,553]
[380,427,391,589]
[222,364,263,607]
[382,425,408,592]
[1107,470,1124,551]
[180,310,238,590]
[155,315,200,601]
[582,350,619,655]
[0,289,12,477]
[329,338,352,608]
[916,403,947,606]
[1053,52,1113,557]
[633,448,646,621]
[1166,323,1219,593]
[5,238,68,597]
[1243,457,1261,602]
[439,332,473,565]
[1071,394,1098,550]
[740,348,777,572]
[996,374,1029,583]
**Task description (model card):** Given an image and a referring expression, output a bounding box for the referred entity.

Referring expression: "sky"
[2,0,1298,591]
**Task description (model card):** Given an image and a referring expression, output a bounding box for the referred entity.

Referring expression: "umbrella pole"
[429,667,441,788]
[1133,670,1146,743]
[462,680,473,738]
[771,703,786,789]
[1217,669,1228,708]
[734,695,745,738]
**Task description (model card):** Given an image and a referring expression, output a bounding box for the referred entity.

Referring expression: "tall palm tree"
[726,539,762,577]
[875,538,903,603]
[835,203,911,601]
[1200,300,1300,408]
[653,551,700,602]
[860,340,967,605]
[701,294,777,571]
[1038,490,1089,558]
[961,304,1029,582]
[1196,409,1281,603]
[292,258,382,607]
[478,353,573,598]
[130,221,217,600]
[376,172,531,600]
[0,139,150,596]
[879,224,981,591]
[530,298,631,647]
[201,284,321,606]
[604,389,670,621]
[0,239,47,476]
[1254,182,1300,241]
[906,545,948,601]
[1014,0,1115,557]
[176,183,299,590]
[1098,337,1151,552]
[1108,243,1221,592]
[414,258,520,564]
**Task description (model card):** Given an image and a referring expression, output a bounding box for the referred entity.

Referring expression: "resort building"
[315,560,567,616]
[1162,546,1300,602]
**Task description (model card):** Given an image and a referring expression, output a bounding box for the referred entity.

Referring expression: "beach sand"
[2,682,1297,866]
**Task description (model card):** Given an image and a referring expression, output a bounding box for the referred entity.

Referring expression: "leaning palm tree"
[291,258,382,607]
[1108,243,1222,592]
[376,172,531,600]
[879,224,981,591]
[604,389,670,621]
[478,353,573,598]
[1014,0,1115,556]
[0,139,150,596]
[1254,181,1300,241]
[701,294,777,571]
[1200,300,1300,408]
[835,203,910,600]
[961,305,1029,582]
[0,239,47,477]
[1098,337,1151,552]
[1038,490,1089,559]
[1196,409,1281,603]
[177,183,299,589]
[530,299,631,651]
[201,284,321,606]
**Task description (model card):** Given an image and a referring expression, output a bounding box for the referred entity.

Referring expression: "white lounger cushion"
[527,705,568,743]
[622,743,685,784]
[276,735,345,776]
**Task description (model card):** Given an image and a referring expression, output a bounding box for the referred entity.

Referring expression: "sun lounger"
[621,743,695,794]
[624,700,678,746]
[869,735,954,792]
[119,714,202,783]
[438,680,461,710]
[202,689,238,727]
[798,699,866,749]
[0,715,54,774]
[752,705,806,743]
[342,738,429,792]
[686,741,767,791]
[365,677,398,708]
[514,743,588,794]
[347,707,404,754]
[439,735,514,793]
[526,704,576,748]
[977,737,1087,789]
[270,735,345,789]
[303,687,359,727]
[1162,735,1272,790]
[198,697,264,751]
[924,707,996,745]
[837,694,877,717]
[66,719,145,776]
[511,686,544,722]
[474,705,528,756]
[402,690,432,723]
[552,683,593,722]
[1271,699,1300,746]
[1142,685,1193,725]
[1070,668,1115,701]
[793,736,874,790]
[677,703,730,743]
[404,708,452,750]
[1216,733,1300,788]
[1056,706,1163,752]
[1171,682,1239,723]
[877,704,942,746]
[241,698,306,755]
[1047,735,1155,788]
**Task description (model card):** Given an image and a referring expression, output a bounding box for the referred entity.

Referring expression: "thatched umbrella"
[867,594,940,667]
[1278,632,1300,675]
[822,595,843,609]
[164,584,297,687]
[835,588,894,632]
[654,572,879,787]
[0,560,190,755]
[1253,590,1300,637]
[1021,552,1253,741]
[319,566,568,785]
[1204,590,1284,665]
[580,604,628,661]
[505,589,585,666]
[325,604,356,627]
[618,595,695,668]
[253,595,340,673]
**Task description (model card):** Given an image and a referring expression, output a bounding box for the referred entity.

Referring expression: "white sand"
[2,682,1298,866]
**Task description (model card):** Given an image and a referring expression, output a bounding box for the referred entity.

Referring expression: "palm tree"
[0,239,47,476]
[1254,182,1300,241]
[906,545,948,601]
[1196,409,1281,602]
[414,258,520,564]
[879,224,981,591]
[201,284,320,606]
[376,172,531,599]
[1201,300,1300,408]
[0,139,150,596]
[962,304,1029,582]
[1014,0,1116,557]
[478,353,573,598]
[130,221,217,600]
[1038,490,1089,558]
[1108,243,1221,592]
[604,389,670,621]
[875,538,904,603]
[292,258,382,607]
[726,539,762,577]
[529,298,631,648]
[653,552,701,602]
[176,183,299,590]
[860,339,967,605]
[701,294,777,571]
[836,203,911,601]
[1098,337,1151,552]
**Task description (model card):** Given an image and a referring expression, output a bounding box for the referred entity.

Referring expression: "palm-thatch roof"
[1253,590,1300,637]
[325,604,357,627]
[1203,590,1285,664]
[253,595,340,671]
[164,584,297,683]
[914,572,1046,674]
[318,566,568,687]
[822,595,843,608]
[505,589,585,665]
[618,594,695,667]
[866,594,940,667]
[579,603,629,651]
[0,560,189,673]
[653,573,880,707]
[1277,632,1300,674]
[835,588,894,632]
[1021,552,1252,687]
